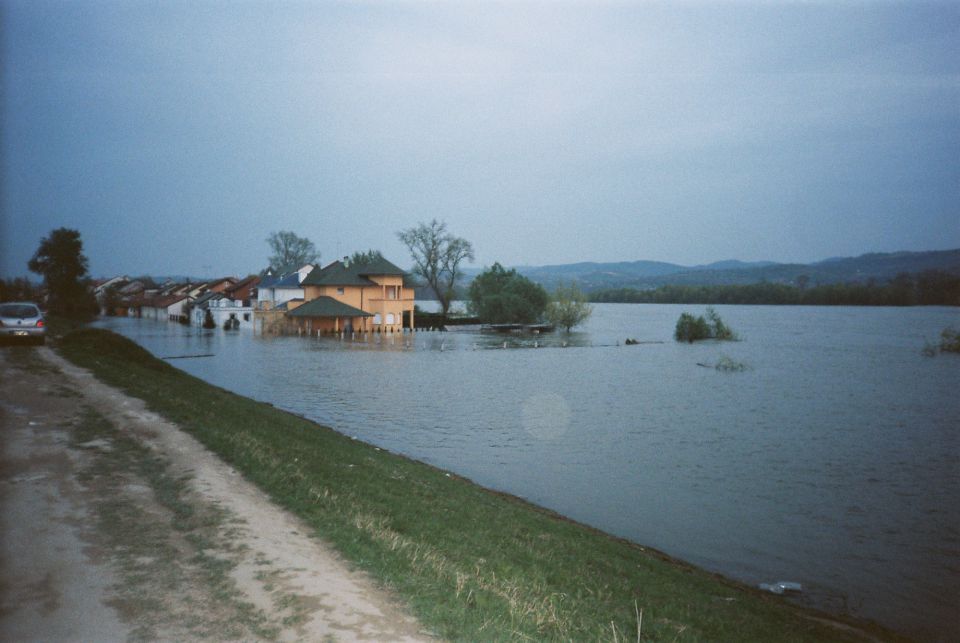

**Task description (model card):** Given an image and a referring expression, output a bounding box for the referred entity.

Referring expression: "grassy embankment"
[57,328,901,641]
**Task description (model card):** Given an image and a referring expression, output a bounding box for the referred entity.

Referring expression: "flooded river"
[94,304,959,640]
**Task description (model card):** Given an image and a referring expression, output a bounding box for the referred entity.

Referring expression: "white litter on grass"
[9,473,47,484]
[78,438,113,452]
[759,581,803,595]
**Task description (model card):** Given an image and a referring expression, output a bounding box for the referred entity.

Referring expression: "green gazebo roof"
[287,297,373,318]
[301,257,407,287]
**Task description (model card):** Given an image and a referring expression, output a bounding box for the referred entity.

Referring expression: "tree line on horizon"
[589,270,960,306]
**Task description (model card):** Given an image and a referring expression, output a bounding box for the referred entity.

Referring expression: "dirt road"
[0,346,431,641]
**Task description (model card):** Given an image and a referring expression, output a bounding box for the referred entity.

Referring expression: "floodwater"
[94,304,960,640]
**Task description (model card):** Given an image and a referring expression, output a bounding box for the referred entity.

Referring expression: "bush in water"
[675,307,738,343]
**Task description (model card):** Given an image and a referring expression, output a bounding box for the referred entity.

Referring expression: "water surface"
[95,304,960,640]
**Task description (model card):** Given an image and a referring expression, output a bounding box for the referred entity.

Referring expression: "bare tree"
[266,231,318,273]
[397,219,474,319]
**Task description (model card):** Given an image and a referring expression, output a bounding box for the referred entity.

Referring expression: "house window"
[386,313,395,325]
[337,287,345,295]
[243,313,250,321]
[374,313,382,325]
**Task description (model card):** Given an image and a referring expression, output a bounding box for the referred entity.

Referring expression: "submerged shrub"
[675,313,711,342]
[674,307,738,343]
[715,355,749,372]
[707,307,736,340]
[923,327,960,356]
[941,327,960,353]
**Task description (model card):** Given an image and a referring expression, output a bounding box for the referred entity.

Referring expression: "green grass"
[58,328,901,642]
[44,313,89,338]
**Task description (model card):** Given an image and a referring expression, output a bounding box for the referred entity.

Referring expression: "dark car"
[0,302,46,344]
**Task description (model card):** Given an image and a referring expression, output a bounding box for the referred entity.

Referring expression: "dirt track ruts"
[0,346,431,641]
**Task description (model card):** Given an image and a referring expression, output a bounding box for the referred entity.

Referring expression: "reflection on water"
[94,304,960,640]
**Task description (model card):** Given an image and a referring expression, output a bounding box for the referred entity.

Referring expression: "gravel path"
[0,346,431,642]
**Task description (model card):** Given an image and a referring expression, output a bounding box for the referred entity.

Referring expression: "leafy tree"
[467,263,548,324]
[887,272,917,306]
[178,303,191,325]
[916,270,960,306]
[546,282,593,332]
[397,219,474,318]
[27,228,98,318]
[101,284,123,316]
[0,277,40,302]
[266,231,318,273]
[350,249,385,265]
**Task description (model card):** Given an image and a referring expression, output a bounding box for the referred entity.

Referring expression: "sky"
[1,0,958,279]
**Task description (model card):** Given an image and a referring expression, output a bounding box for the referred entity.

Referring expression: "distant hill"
[512,260,685,287]
[689,260,779,272]
[412,249,960,301]
[458,249,960,293]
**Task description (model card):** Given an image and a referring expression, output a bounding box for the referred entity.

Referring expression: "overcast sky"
[2,0,958,279]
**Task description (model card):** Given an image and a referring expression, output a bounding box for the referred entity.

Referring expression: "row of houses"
[94,275,259,328]
[93,254,417,335]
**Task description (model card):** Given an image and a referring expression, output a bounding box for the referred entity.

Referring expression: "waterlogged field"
[94,304,960,640]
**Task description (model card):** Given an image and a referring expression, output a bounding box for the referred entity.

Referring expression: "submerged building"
[285,256,415,335]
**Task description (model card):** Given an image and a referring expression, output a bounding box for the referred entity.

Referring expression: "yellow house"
[288,256,414,334]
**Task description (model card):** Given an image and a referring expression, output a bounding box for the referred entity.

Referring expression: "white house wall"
[276,288,304,306]
[166,300,190,320]
[258,287,304,308]
[210,306,254,329]
[194,300,255,329]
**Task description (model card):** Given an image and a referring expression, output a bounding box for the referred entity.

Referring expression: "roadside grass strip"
[57,329,903,642]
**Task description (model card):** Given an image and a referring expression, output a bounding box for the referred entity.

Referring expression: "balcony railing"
[368,294,415,302]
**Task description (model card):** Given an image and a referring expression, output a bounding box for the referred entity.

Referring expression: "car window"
[0,304,40,318]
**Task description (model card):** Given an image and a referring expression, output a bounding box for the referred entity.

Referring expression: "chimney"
[343,255,350,268]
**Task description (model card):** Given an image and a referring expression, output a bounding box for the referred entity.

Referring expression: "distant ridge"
[463,249,960,292]
[689,260,779,272]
